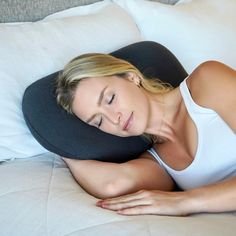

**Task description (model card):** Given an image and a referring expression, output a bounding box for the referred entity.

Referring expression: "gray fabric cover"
[0,0,178,23]
[0,0,101,22]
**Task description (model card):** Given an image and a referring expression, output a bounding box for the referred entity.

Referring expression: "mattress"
[0,153,236,236]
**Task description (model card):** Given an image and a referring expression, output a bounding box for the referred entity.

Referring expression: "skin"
[72,72,164,138]
[66,61,236,216]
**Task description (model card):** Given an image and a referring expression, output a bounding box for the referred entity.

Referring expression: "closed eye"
[97,117,103,128]
[108,94,115,104]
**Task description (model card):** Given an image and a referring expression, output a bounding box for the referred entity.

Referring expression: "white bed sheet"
[0,153,236,236]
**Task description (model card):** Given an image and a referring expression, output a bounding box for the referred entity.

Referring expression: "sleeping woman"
[55,53,236,216]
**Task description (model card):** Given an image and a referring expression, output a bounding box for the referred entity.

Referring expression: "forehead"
[72,76,110,120]
[77,76,108,95]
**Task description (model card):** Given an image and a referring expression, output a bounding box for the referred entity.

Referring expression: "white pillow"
[0,0,142,162]
[114,0,236,73]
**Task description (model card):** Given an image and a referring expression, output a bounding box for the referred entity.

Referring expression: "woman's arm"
[96,175,236,216]
[187,176,236,213]
[62,153,174,199]
[96,61,236,215]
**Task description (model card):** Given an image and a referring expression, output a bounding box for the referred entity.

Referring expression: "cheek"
[102,126,117,135]
[121,91,149,134]
[132,89,149,111]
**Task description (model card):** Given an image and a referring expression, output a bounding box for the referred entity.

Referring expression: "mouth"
[123,112,133,131]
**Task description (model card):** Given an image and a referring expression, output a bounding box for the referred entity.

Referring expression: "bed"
[1,0,236,235]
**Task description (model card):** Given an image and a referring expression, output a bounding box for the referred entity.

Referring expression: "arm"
[97,61,236,215]
[96,176,236,216]
[187,176,236,213]
[62,153,174,199]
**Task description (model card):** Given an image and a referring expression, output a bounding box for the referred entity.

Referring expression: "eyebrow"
[86,85,108,123]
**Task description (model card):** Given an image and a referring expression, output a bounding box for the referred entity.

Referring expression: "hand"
[96,189,193,216]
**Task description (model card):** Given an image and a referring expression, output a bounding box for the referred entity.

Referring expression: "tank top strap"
[179,78,213,114]
[147,148,165,168]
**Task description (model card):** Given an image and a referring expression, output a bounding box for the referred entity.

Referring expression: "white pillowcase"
[0,0,142,162]
[114,0,236,73]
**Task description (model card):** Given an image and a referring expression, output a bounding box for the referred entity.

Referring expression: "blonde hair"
[55,53,172,144]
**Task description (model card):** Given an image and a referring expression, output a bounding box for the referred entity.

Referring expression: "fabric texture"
[114,0,236,73]
[0,0,101,22]
[0,153,236,236]
[22,41,187,162]
[0,0,142,162]
[0,0,178,23]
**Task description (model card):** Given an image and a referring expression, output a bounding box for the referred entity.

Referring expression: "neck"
[144,88,182,142]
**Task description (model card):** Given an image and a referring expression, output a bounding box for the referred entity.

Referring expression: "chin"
[116,131,136,138]
[128,130,144,137]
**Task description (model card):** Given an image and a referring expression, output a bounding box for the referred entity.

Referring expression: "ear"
[126,72,140,86]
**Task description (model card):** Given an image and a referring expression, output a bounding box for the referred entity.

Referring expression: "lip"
[123,112,133,131]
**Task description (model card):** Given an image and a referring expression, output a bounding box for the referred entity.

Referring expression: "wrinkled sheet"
[0,153,236,236]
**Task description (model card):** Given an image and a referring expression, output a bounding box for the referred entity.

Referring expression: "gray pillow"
[22,41,187,162]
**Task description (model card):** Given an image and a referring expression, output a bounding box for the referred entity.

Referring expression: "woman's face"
[72,74,150,137]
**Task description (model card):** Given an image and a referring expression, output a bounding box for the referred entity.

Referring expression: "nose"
[104,111,121,125]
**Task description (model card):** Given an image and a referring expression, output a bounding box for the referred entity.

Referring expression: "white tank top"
[148,78,236,190]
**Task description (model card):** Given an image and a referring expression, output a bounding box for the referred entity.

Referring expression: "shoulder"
[186,60,236,132]
[186,60,236,105]
[188,60,236,84]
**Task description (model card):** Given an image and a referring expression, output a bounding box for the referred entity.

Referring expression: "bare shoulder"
[188,60,235,83]
[186,60,236,132]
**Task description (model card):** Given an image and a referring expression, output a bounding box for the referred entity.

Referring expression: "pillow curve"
[22,41,187,162]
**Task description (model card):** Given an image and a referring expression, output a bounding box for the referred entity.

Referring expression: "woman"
[55,53,236,216]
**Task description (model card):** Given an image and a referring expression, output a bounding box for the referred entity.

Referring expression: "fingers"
[97,197,151,211]
[97,194,156,216]
[117,205,157,215]
[98,190,150,205]
[96,190,154,212]
[96,190,190,216]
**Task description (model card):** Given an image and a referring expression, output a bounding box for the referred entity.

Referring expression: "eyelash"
[108,94,115,104]
[96,94,115,128]
[98,117,103,128]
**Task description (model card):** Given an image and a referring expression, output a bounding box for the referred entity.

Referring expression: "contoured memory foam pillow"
[22,41,187,162]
